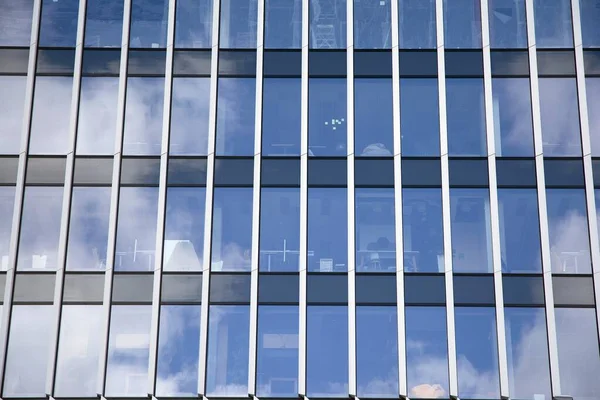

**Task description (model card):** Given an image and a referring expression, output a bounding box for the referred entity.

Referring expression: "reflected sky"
[76,77,118,155]
[130,0,168,48]
[355,78,393,156]
[170,77,210,155]
[0,76,26,154]
[534,0,573,48]
[492,78,534,156]
[84,0,124,47]
[354,0,391,49]
[488,0,527,48]
[0,188,15,271]
[123,77,164,155]
[580,0,600,47]
[0,0,34,46]
[175,0,213,48]
[39,0,79,47]
[310,0,346,48]
[446,78,487,156]
[308,188,347,272]
[216,78,256,156]
[264,0,301,48]
[539,78,581,156]
[444,0,481,48]
[309,78,347,156]
[587,78,600,156]
[262,78,301,156]
[219,0,257,48]
[400,78,440,156]
[398,0,436,49]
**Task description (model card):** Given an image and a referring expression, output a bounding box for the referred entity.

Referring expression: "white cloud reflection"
[77,77,119,155]
[0,76,27,154]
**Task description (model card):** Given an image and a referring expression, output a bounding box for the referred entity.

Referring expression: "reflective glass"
[206,305,250,396]
[498,189,542,273]
[455,307,500,398]
[400,78,440,156]
[555,308,600,399]
[3,305,53,397]
[76,77,119,155]
[130,0,168,48]
[0,76,26,154]
[212,188,253,272]
[170,77,210,155]
[546,189,591,274]
[216,78,256,156]
[256,306,299,397]
[115,187,159,271]
[308,188,347,272]
[307,306,348,396]
[450,189,493,273]
[488,0,527,48]
[175,0,213,48]
[580,0,600,47]
[54,305,104,397]
[123,77,164,155]
[17,187,63,271]
[492,78,534,156]
[308,78,347,156]
[0,0,35,46]
[262,78,301,156]
[39,0,79,47]
[355,79,393,156]
[219,0,258,48]
[309,0,347,48]
[265,0,302,48]
[587,78,600,155]
[446,79,487,156]
[398,0,436,49]
[443,0,481,48]
[0,187,15,271]
[539,78,581,156]
[84,0,124,47]
[354,0,392,49]
[156,305,201,396]
[405,306,449,398]
[534,0,573,48]
[29,76,73,155]
[105,305,152,396]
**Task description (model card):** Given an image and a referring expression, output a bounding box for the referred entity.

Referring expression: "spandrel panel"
[170,77,210,155]
[0,0,35,46]
[0,187,15,271]
[0,76,27,155]
[130,0,168,48]
[85,0,124,47]
[175,0,213,48]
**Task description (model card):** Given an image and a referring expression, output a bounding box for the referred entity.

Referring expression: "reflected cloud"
[0,187,15,271]
[0,76,26,154]
[216,78,256,155]
[587,78,600,155]
[77,77,118,154]
[539,78,581,156]
[0,0,34,46]
[170,78,210,155]
[123,77,164,155]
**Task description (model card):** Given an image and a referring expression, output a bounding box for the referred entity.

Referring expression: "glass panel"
[455,307,500,398]
[256,306,299,397]
[163,187,205,271]
[3,305,53,397]
[309,0,347,48]
[355,78,393,156]
[170,77,210,155]
[308,78,347,157]
[539,78,581,156]
[0,187,15,271]
[105,305,152,396]
[212,188,253,272]
[175,0,213,48]
[405,306,449,398]
[498,189,542,273]
[216,78,256,156]
[307,306,348,397]
[265,0,302,48]
[66,187,111,271]
[492,78,534,156]
[54,305,103,397]
[0,0,35,46]
[206,305,250,396]
[123,77,164,155]
[262,78,301,156]
[534,0,573,48]
[400,78,440,156]
[443,0,481,48]
[130,0,168,48]
[115,187,159,271]
[156,305,201,396]
[446,78,487,156]
[84,0,124,47]
[356,306,398,397]
[219,0,258,48]
[546,189,591,274]
[488,0,527,48]
[587,78,600,155]
[580,0,600,47]
[398,0,436,49]
[39,0,79,47]
[450,189,493,273]
[308,188,347,272]
[354,0,392,49]
[0,76,27,154]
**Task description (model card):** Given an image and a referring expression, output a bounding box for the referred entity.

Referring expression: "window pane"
[455,307,500,398]
[580,0,600,47]
[354,0,391,49]
[219,0,258,48]
[356,188,395,273]
[400,78,440,156]
[450,189,493,273]
[309,78,347,157]
[504,308,551,399]
[310,0,347,48]
[175,0,212,48]
[76,77,118,155]
[55,305,104,397]
[534,0,573,48]
[105,305,152,396]
[265,0,302,48]
[546,189,591,274]
[356,306,398,397]
[115,187,159,271]
[206,305,250,396]
[66,187,111,270]
[85,0,124,47]
[17,187,63,271]
[156,305,201,396]
[0,76,27,154]
[492,78,534,156]
[170,77,210,155]
[130,0,168,48]
[0,187,15,271]
[398,0,436,49]
[355,79,393,156]
[308,188,347,272]
[123,77,164,155]
[307,306,348,397]
[539,78,581,156]
[0,0,35,46]
[256,306,299,397]
[498,189,542,273]
[446,78,486,156]
[587,78,600,155]
[405,306,449,398]
[488,0,527,48]
[262,78,301,156]
[443,0,481,48]
[216,78,256,156]
[39,0,79,47]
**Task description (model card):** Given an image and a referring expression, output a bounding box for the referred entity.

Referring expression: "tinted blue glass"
[262,78,301,156]
[354,0,392,49]
[587,78,600,155]
[498,189,542,273]
[580,0,600,47]
[265,0,302,48]
[130,0,168,48]
[405,306,449,398]
[398,0,436,49]
[443,0,481,48]
[256,306,299,397]
[446,79,487,156]
[546,189,591,274]
[309,0,347,48]
[534,0,573,48]
[259,188,300,272]
[84,0,124,47]
[0,187,15,270]
[76,77,118,155]
[492,78,534,156]
[219,0,257,48]
[488,0,527,48]
[355,79,393,156]
[400,78,440,156]
[539,78,581,156]
[39,0,79,47]
[170,78,210,155]
[0,0,34,46]
[175,0,212,48]
[123,77,164,155]
[216,78,256,156]
[308,188,347,272]
[0,76,27,154]
[206,305,250,396]
[455,307,500,398]
[308,78,347,156]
